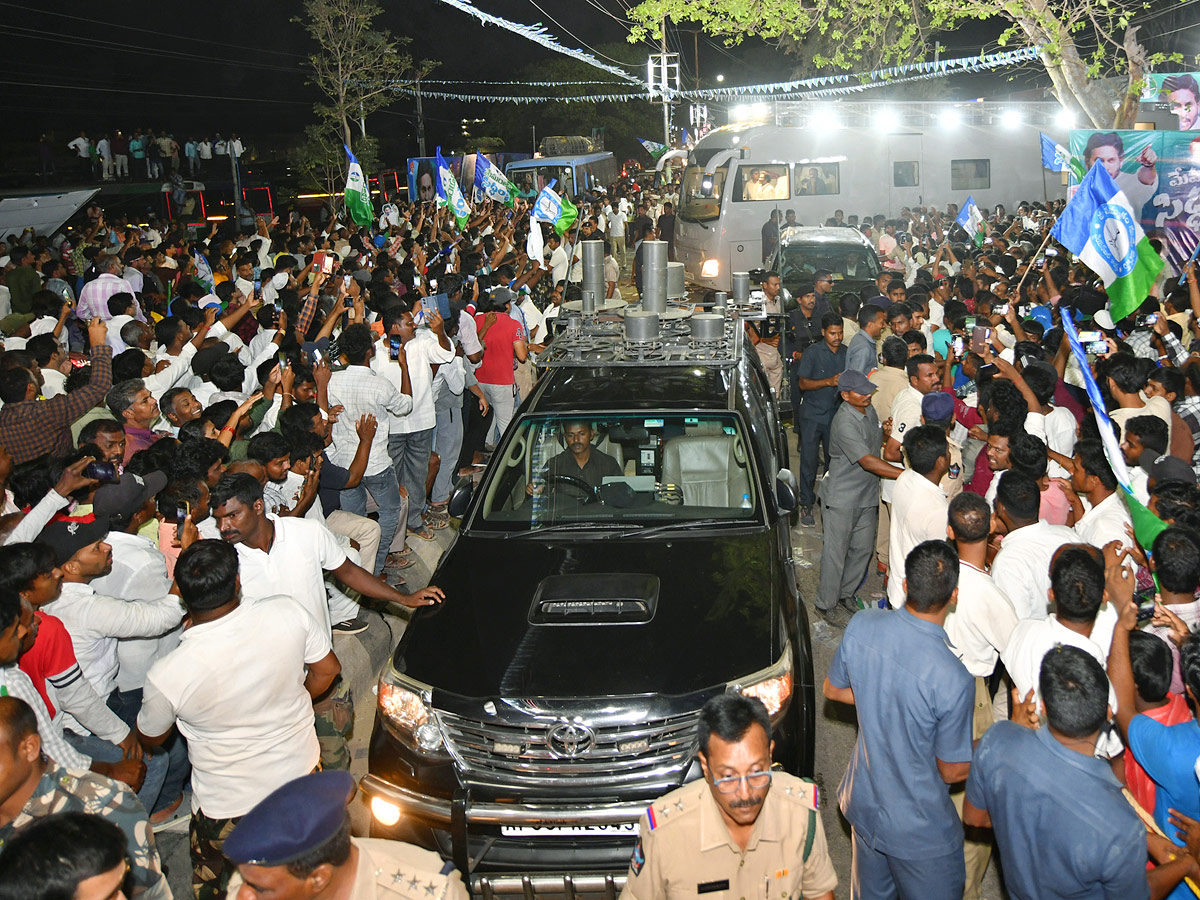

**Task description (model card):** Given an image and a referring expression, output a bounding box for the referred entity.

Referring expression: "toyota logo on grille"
[546,721,596,758]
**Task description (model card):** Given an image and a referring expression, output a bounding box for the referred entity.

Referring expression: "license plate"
[499,823,639,837]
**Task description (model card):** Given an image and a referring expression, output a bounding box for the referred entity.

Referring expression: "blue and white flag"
[343,145,373,226]
[1050,160,1164,322]
[1040,132,1084,179]
[955,196,986,247]
[532,179,563,225]
[473,153,518,207]
[193,252,215,292]
[435,147,471,228]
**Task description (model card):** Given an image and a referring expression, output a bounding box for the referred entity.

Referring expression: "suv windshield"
[679,164,727,223]
[779,244,881,284]
[475,413,758,530]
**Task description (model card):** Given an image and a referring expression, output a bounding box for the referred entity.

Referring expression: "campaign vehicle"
[675,100,1071,291]
[364,309,814,898]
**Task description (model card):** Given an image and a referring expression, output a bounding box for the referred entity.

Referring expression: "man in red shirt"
[1123,630,1193,814]
[474,287,528,446]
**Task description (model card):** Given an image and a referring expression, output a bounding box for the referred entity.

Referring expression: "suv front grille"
[436,710,699,790]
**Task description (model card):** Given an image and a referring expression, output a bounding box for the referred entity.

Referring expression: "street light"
[716,74,725,83]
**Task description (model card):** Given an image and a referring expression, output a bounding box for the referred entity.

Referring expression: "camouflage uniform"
[191,808,242,900]
[0,762,171,900]
[313,675,353,771]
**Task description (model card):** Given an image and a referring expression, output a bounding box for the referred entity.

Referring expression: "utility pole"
[660,19,670,147]
[415,78,427,157]
[359,101,367,139]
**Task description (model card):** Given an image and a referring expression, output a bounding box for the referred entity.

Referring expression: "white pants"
[325,509,381,578]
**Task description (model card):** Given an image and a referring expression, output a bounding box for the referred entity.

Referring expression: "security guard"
[620,695,836,900]
[223,771,469,900]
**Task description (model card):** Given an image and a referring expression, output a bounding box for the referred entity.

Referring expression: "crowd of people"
[36,131,246,183]
[0,164,1197,900]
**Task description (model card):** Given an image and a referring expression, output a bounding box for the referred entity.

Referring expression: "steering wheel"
[547,472,600,504]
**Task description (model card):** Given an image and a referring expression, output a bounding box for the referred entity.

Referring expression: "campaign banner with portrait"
[1068,129,1200,276]
[407,155,463,204]
[1140,73,1200,131]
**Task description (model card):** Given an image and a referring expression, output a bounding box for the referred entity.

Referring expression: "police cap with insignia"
[224,771,357,866]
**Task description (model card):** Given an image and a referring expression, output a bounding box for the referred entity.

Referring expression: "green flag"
[555,192,578,237]
[343,145,373,227]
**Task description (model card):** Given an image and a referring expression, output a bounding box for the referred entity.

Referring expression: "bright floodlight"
[810,107,841,130]
[939,108,961,128]
[1055,108,1075,129]
[1000,109,1022,129]
[731,103,768,123]
[875,110,898,133]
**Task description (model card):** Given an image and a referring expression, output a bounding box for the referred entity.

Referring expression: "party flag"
[343,145,373,227]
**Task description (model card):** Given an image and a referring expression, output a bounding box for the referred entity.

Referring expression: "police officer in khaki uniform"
[620,695,837,900]
[223,771,469,900]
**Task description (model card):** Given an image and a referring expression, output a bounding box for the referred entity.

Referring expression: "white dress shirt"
[137,594,329,818]
[881,385,924,503]
[45,581,183,728]
[90,531,179,694]
[944,562,1019,677]
[373,330,454,435]
[887,469,949,606]
[1024,407,1077,479]
[1075,491,1133,557]
[231,515,347,636]
[327,365,413,476]
[990,520,1081,620]
[40,367,67,399]
[0,666,91,769]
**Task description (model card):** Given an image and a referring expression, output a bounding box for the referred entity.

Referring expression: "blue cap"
[223,771,357,866]
[921,392,955,422]
[1027,306,1053,330]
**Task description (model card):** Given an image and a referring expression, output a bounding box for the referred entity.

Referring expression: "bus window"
[734,165,789,201]
[679,165,726,222]
[951,159,991,190]
[893,161,919,187]
[794,164,839,196]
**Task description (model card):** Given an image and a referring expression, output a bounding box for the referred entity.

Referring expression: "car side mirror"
[448,481,474,519]
[775,469,798,513]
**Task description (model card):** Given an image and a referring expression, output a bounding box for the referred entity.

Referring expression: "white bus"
[675,100,1071,292]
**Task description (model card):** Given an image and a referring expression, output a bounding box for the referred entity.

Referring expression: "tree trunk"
[1112,27,1147,129]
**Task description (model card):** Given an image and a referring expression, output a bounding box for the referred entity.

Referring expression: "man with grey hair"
[106,379,163,464]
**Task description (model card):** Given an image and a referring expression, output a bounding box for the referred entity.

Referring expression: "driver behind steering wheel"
[527,421,622,503]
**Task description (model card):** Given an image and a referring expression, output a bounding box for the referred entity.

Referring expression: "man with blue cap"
[815,370,900,626]
[223,770,468,900]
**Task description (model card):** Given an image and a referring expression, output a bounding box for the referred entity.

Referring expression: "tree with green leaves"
[291,0,433,195]
[625,0,1186,129]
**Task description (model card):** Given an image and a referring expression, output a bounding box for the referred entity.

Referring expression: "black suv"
[363,314,815,896]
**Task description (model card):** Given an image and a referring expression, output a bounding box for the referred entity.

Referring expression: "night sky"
[1,0,1026,173]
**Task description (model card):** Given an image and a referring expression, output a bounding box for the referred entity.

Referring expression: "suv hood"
[397,532,779,698]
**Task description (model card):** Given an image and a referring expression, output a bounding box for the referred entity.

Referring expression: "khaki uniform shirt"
[227,837,469,900]
[620,773,837,900]
[867,366,908,421]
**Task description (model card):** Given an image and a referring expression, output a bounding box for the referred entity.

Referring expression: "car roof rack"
[538,303,759,369]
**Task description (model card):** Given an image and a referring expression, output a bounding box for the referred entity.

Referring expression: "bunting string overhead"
[387,46,1041,105]
[428,0,644,85]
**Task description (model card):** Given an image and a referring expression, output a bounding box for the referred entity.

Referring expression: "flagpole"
[1014,226,1057,304]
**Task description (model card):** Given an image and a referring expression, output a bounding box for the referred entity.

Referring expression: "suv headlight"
[378,669,446,755]
[728,642,793,720]
[701,258,720,279]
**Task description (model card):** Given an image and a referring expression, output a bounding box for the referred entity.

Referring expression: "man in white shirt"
[944,492,1019,682]
[376,308,454,542]
[547,233,570,286]
[887,426,950,606]
[990,471,1080,620]
[1066,441,1133,565]
[942,491,1018,900]
[327,323,413,573]
[1000,544,1120,757]
[607,203,627,267]
[210,474,443,771]
[879,354,939,568]
[137,539,341,900]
